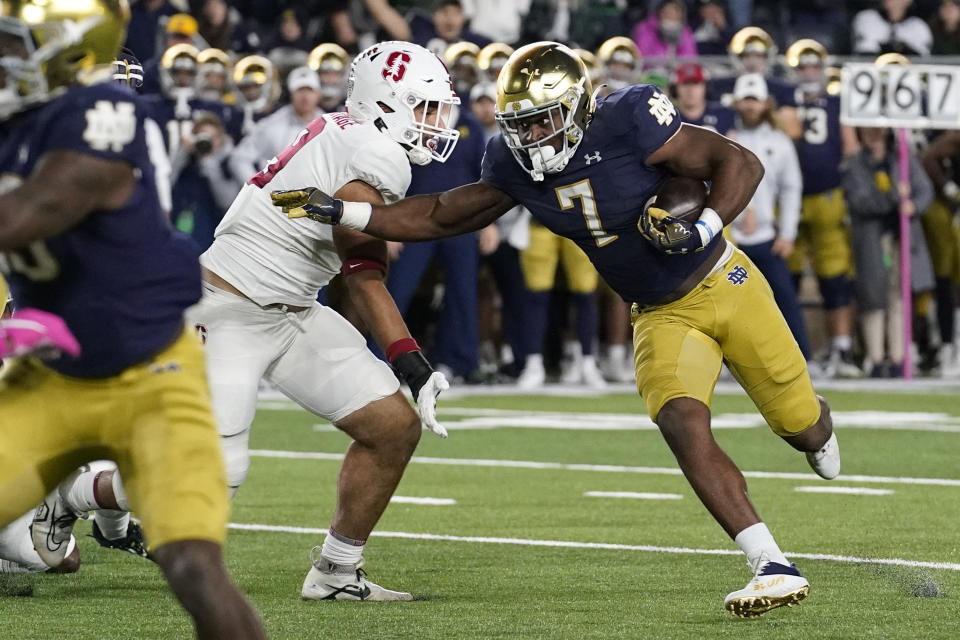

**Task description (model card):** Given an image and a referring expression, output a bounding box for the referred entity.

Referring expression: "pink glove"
[0,308,81,359]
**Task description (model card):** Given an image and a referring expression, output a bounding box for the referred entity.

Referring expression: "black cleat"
[90,520,153,561]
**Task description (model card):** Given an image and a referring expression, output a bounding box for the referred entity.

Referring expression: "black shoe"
[90,520,153,561]
[868,361,889,378]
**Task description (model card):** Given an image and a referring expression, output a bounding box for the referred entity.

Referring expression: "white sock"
[524,353,544,372]
[734,522,789,571]
[563,340,582,359]
[94,509,130,541]
[831,335,852,352]
[110,470,129,511]
[320,529,364,566]
[583,354,598,369]
[608,343,626,363]
[61,462,113,512]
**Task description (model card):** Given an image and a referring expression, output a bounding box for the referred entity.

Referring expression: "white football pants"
[187,283,399,489]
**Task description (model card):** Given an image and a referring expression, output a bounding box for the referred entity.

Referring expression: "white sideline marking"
[305,408,960,433]
[226,522,960,572]
[390,496,456,505]
[795,486,894,496]
[249,449,960,487]
[584,491,682,500]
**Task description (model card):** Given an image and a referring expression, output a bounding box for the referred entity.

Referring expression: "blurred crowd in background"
[124,0,960,386]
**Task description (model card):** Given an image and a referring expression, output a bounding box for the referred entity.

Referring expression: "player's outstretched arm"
[272,181,517,242]
[646,123,764,226]
[0,151,136,250]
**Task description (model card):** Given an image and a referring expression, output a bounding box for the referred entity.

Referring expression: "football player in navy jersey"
[0,2,265,637]
[708,27,801,139]
[672,62,735,136]
[145,43,243,159]
[785,39,861,378]
[272,41,841,618]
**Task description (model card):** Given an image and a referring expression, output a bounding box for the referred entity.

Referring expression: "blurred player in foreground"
[271,41,841,618]
[0,2,265,637]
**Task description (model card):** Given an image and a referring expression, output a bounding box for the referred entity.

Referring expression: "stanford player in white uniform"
[191,41,461,601]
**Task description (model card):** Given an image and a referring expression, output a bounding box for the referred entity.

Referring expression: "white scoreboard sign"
[840,63,960,129]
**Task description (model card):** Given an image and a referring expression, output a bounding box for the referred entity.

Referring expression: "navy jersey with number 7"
[481,84,725,306]
[0,83,202,378]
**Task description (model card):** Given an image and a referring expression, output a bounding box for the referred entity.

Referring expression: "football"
[648,176,709,224]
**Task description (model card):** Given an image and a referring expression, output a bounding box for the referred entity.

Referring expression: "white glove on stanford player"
[415,371,449,438]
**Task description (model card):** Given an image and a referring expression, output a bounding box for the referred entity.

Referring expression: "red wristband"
[386,338,420,363]
[341,258,387,276]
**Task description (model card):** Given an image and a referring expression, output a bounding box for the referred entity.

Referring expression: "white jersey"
[201,111,411,307]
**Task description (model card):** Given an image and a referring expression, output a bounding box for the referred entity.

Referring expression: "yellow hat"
[167,13,198,37]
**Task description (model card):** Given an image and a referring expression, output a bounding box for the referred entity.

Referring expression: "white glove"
[415,370,449,438]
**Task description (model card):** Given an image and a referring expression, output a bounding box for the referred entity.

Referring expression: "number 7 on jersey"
[555,179,618,248]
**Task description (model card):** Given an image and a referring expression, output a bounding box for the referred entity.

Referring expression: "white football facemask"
[346,41,461,166]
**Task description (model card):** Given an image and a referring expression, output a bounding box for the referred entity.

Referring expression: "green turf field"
[2,387,959,639]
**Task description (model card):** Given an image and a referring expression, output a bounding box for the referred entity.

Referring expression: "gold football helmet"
[730,27,776,72]
[0,0,129,118]
[478,42,514,81]
[825,66,842,96]
[307,42,349,73]
[495,41,596,181]
[308,43,349,105]
[159,42,198,99]
[444,41,480,95]
[786,38,828,95]
[875,52,911,67]
[196,48,231,102]
[597,36,640,91]
[573,48,600,84]
[233,54,279,113]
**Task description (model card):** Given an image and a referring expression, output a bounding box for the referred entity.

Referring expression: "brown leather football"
[649,176,709,223]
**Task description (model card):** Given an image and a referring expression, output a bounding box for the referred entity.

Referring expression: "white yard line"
[257,379,960,409]
[584,491,683,500]
[226,522,960,572]
[300,407,960,433]
[249,448,960,487]
[390,496,456,505]
[794,486,894,495]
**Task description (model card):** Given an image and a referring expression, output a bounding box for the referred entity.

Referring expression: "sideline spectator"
[126,0,179,62]
[729,74,813,363]
[171,112,244,249]
[853,0,934,56]
[141,13,203,96]
[930,0,960,54]
[465,0,532,45]
[366,0,491,57]
[229,66,324,183]
[692,0,734,55]
[672,62,735,135]
[631,0,698,60]
[843,127,936,377]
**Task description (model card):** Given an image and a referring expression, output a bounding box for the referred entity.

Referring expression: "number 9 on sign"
[849,67,881,120]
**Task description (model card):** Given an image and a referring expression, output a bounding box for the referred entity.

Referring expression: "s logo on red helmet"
[382,51,411,82]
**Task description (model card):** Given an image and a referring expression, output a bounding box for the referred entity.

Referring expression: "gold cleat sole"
[725,585,809,619]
